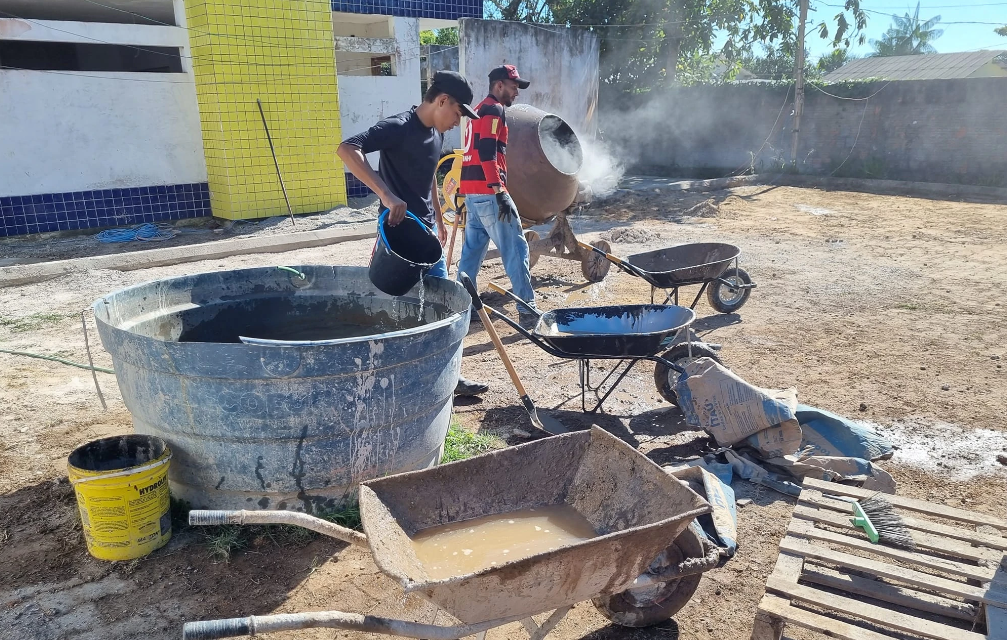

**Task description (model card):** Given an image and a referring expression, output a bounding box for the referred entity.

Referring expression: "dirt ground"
[2,184,1006,640]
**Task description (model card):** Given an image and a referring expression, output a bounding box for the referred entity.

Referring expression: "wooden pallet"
[752,477,1007,640]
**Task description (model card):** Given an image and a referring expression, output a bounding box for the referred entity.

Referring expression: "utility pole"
[791,0,809,165]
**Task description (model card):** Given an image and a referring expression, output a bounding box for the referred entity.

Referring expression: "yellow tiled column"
[184,0,346,219]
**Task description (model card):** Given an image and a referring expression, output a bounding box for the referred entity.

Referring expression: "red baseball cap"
[489,64,530,89]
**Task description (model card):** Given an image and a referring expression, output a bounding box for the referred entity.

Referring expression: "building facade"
[0,0,480,237]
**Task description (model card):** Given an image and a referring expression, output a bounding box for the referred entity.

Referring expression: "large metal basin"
[359,427,711,624]
[93,266,470,512]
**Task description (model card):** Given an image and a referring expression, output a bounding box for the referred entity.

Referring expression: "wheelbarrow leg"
[587,359,641,414]
[520,606,572,640]
[690,282,710,310]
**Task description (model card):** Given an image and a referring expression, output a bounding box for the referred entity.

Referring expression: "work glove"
[495,191,518,223]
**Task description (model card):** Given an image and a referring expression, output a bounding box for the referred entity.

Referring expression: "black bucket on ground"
[368,210,443,296]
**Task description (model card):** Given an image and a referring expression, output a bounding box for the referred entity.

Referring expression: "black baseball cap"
[489,64,531,89]
[430,70,479,119]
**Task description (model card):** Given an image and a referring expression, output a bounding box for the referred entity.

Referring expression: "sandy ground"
[1,184,1006,640]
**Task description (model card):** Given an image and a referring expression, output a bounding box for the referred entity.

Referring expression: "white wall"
[0,69,206,196]
[460,18,600,137]
[337,17,422,168]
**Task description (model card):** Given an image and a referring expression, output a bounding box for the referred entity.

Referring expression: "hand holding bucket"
[368,209,443,296]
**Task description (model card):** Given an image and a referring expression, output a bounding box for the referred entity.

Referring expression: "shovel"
[460,273,567,436]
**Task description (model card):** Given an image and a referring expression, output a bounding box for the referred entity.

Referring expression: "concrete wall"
[337,17,422,168]
[459,18,600,137]
[600,78,1007,185]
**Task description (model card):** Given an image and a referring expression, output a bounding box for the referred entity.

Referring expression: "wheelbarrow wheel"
[707,267,752,314]
[581,240,612,283]
[654,342,722,405]
[525,230,540,268]
[592,526,705,628]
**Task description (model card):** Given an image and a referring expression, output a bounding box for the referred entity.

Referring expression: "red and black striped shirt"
[460,95,507,195]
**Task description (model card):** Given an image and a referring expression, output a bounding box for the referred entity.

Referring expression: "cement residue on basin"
[93,266,472,511]
[869,418,1007,480]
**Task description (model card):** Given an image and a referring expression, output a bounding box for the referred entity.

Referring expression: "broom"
[826,493,917,551]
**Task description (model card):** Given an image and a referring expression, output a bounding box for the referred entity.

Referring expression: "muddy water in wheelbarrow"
[184,428,711,638]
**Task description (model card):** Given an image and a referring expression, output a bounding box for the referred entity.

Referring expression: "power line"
[817,3,1006,25]
[845,2,1007,8]
[807,80,893,101]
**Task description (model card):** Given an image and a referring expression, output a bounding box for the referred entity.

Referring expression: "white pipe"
[183,610,537,640]
[188,510,368,548]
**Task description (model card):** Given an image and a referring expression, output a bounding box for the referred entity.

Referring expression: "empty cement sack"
[676,357,802,457]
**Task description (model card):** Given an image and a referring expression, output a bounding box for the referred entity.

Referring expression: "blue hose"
[96,223,176,243]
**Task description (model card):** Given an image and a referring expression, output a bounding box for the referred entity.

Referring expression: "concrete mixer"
[438,104,613,282]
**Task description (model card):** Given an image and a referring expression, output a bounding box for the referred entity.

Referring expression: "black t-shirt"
[343,107,442,226]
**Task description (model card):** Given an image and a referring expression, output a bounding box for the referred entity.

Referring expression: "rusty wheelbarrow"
[183,427,722,639]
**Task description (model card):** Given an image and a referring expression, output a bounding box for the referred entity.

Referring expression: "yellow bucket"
[67,434,173,561]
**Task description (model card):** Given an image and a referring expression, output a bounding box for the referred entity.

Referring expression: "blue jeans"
[456,194,535,305]
[427,254,448,279]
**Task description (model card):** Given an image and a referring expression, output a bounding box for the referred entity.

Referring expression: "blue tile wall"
[331,0,480,20]
[345,173,374,199]
[0,183,212,238]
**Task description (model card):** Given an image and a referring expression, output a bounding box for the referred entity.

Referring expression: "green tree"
[740,43,818,81]
[996,25,1007,37]
[869,1,943,57]
[420,27,459,45]
[816,48,857,74]
[482,1,867,91]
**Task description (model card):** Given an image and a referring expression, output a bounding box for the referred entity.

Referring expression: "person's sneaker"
[454,376,489,397]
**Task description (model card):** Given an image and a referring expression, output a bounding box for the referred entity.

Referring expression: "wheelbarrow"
[579,241,756,314]
[182,428,723,639]
[482,283,723,412]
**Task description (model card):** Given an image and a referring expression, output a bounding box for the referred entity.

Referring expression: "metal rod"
[587,359,641,414]
[256,98,296,227]
[690,283,708,310]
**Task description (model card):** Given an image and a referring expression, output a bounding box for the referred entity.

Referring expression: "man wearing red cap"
[457,65,539,326]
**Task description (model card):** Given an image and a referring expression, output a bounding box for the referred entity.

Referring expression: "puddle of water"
[868,419,1007,480]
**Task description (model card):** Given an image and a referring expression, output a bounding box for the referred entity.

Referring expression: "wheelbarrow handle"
[575,241,647,279]
[486,281,541,317]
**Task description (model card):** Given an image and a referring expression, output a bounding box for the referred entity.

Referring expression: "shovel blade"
[521,395,568,435]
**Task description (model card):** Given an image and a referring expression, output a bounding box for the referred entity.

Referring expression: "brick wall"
[600,78,1007,186]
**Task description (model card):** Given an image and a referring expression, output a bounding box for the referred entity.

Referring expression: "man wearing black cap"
[457,65,538,326]
[338,70,489,397]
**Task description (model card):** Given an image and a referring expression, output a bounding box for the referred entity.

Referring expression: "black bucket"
[368,210,443,296]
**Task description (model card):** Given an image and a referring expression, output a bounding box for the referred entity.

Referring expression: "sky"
[803,0,1007,59]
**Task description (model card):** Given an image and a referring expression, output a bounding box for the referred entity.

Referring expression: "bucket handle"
[70,453,172,486]
[376,209,429,253]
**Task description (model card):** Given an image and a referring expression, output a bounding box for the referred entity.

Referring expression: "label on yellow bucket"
[69,445,172,562]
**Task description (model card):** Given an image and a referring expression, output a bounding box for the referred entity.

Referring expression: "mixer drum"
[505,104,584,223]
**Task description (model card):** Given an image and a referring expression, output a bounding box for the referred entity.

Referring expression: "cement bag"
[796,404,894,461]
[764,454,897,494]
[676,358,802,456]
[667,466,738,563]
